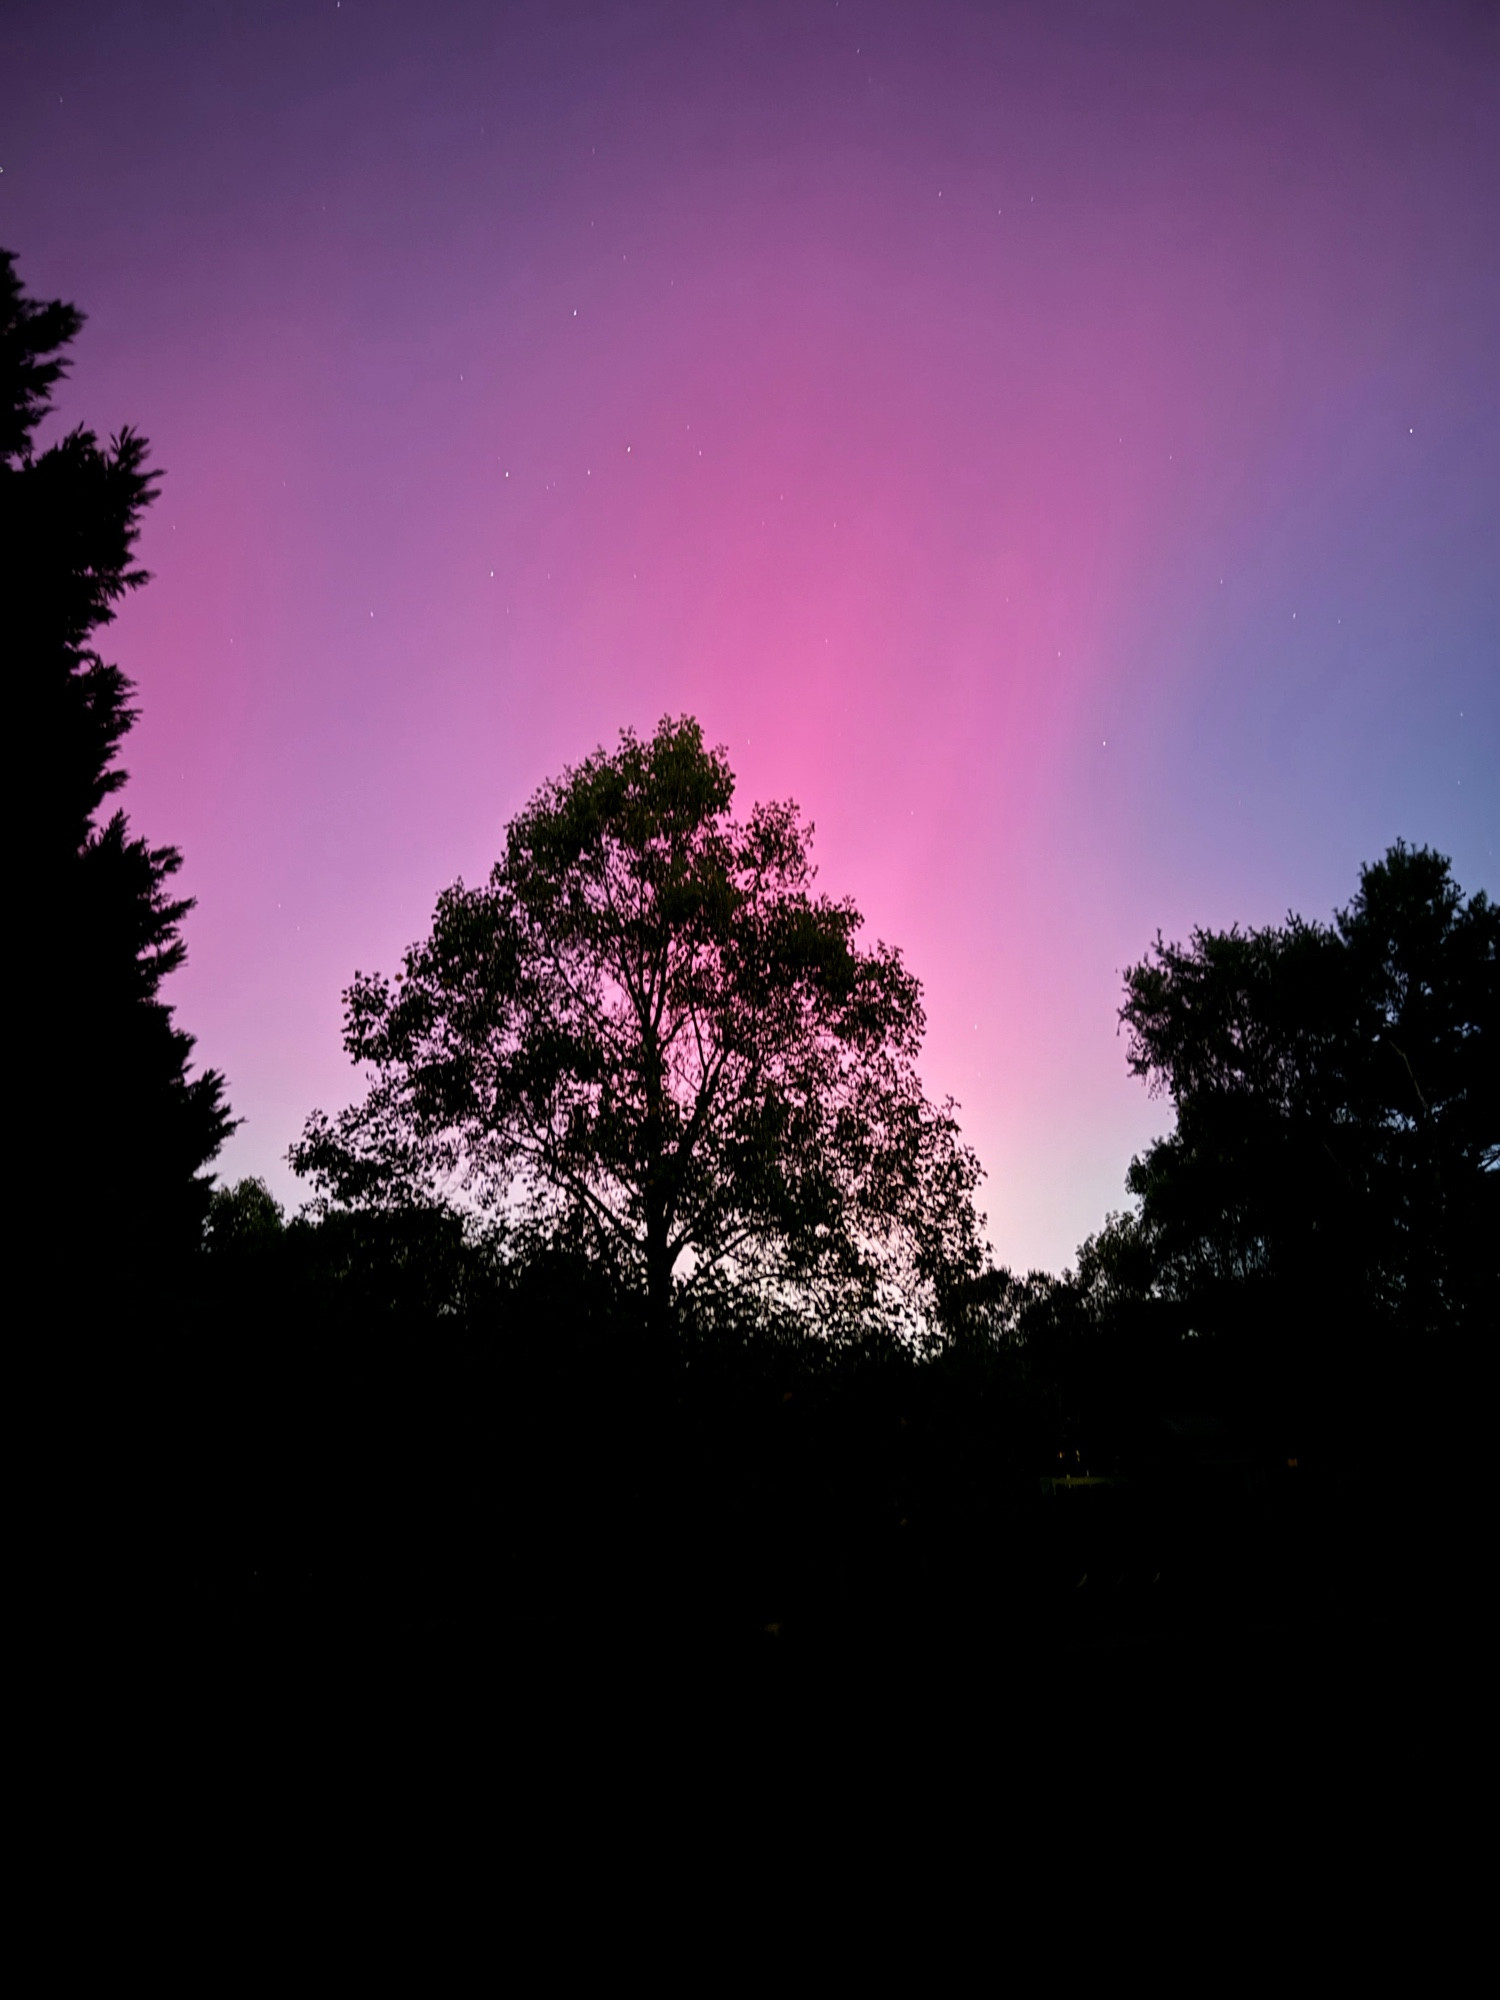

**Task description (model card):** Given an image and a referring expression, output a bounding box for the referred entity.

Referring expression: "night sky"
[4,0,1495,1271]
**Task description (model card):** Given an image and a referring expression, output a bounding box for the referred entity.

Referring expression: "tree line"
[13,246,1493,1664]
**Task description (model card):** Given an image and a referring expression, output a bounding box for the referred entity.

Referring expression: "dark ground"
[47,1258,1458,1832]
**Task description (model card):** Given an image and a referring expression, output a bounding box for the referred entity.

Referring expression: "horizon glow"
[3,0,1495,1270]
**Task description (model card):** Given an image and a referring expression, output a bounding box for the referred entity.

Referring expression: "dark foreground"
[41,1244,1462,1826]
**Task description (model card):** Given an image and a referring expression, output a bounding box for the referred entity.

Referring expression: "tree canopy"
[294,716,985,1339]
[3,248,233,1300]
[1118,842,1497,1348]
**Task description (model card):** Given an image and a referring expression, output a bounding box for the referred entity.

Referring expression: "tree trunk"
[645,1210,674,1346]
[641,1028,675,1348]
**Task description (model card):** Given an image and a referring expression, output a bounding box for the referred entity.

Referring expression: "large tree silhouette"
[294,716,984,1339]
[1119,842,1496,1376]
[4,250,232,1307]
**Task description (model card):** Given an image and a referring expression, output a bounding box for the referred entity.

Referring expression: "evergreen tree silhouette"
[3,250,233,1312]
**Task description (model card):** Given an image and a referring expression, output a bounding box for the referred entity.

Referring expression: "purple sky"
[4,0,1496,1271]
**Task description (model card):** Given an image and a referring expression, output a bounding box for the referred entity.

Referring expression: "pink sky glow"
[4,0,1495,1268]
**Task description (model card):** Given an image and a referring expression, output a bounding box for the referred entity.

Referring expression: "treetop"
[1,247,83,463]
[295,713,983,1340]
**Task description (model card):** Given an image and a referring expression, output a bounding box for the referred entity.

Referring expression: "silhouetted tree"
[3,249,233,1308]
[204,1176,286,1249]
[1118,843,1497,1389]
[293,715,984,1341]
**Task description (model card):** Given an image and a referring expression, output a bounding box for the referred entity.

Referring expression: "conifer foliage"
[3,250,232,1304]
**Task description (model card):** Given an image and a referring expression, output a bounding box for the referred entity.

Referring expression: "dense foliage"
[294,715,985,1338]
[1119,843,1496,1341]
[3,249,232,1304]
